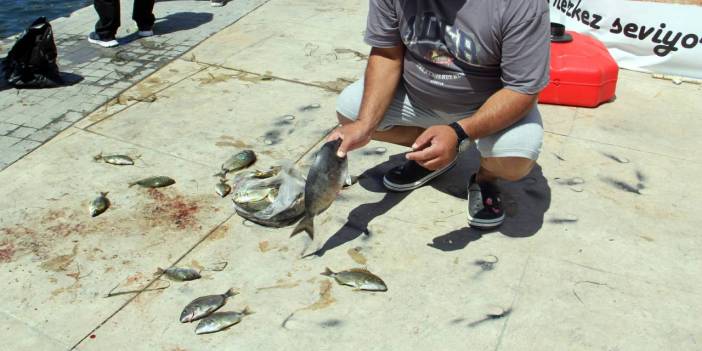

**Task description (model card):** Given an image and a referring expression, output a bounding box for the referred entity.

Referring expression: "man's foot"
[467,174,505,229]
[137,28,154,37]
[88,32,118,48]
[383,158,456,192]
[211,0,225,7]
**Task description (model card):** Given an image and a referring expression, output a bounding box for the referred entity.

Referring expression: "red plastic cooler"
[539,30,619,108]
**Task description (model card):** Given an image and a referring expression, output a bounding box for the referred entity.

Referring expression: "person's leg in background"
[90,0,120,47]
[133,0,156,36]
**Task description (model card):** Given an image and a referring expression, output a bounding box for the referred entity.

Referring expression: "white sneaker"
[88,32,118,48]
[137,29,154,37]
[211,0,225,6]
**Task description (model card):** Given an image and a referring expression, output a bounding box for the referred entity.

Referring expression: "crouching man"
[328,0,550,228]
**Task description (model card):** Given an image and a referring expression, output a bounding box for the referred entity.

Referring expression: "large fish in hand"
[291,139,347,240]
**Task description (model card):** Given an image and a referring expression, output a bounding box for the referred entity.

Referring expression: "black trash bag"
[2,17,64,88]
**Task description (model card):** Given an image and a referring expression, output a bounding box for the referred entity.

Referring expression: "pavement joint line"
[544,130,699,164]
[191,60,346,93]
[79,127,214,170]
[293,125,340,165]
[494,255,531,351]
[69,213,236,350]
[80,65,209,130]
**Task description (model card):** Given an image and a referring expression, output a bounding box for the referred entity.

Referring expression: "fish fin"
[320,267,334,277]
[241,306,254,315]
[290,215,314,240]
[348,268,372,274]
[224,288,239,298]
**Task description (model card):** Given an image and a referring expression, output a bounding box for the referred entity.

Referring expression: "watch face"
[458,138,471,153]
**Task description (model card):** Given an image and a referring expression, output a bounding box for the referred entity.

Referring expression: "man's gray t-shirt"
[365,0,550,114]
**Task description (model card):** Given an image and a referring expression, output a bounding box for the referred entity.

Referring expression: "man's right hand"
[327,120,375,158]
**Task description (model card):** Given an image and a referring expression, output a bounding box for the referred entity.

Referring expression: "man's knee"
[482,157,536,182]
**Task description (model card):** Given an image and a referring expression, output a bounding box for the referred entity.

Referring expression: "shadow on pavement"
[311,153,412,257]
[428,163,551,251]
[154,12,214,35]
[314,144,551,255]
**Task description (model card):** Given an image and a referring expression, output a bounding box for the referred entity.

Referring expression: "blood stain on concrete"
[0,242,16,263]
[145,189,200,230]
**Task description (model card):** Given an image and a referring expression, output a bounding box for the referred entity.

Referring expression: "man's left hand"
[406,125,458,170]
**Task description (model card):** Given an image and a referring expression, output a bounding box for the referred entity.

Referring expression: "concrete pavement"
[0,0,269,170]
[1,0,701,350]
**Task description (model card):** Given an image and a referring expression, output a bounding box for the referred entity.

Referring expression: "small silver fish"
[94,153,135,165]
[215,180,231,197]
[195,308,253,335]
[128,176,175,188]
[220,150,256,175]
[180,289,238,323]
[321,267,387,291]
[89,192,110,217]
[157,267,201,281]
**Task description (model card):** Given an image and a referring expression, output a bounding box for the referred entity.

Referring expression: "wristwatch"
[448,122,471,152]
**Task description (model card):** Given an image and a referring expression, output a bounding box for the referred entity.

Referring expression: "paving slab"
[190,0,369,90]
[568,69,702,162]
[0,127,235,346]
[497,256,701,351]
[85,65,340,167]
[523,134,702,294]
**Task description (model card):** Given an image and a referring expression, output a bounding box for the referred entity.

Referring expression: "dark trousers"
[94,0,155,39]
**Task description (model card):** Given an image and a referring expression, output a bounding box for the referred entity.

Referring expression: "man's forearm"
[457,88,538,140]
[357,46,404,131]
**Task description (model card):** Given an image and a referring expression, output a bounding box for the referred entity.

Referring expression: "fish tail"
[241,306,254,315]
[128,181,137,188]
[93,152,102,161]
[320,267,334,277]
[156,267,165,274]
[224,288,239,298]
[290,215,314,239]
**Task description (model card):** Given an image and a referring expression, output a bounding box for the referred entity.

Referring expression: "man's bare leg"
[478,157,535,183]
[338,114,423,147]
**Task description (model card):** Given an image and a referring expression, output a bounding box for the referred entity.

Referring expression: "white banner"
[549,0,702,79]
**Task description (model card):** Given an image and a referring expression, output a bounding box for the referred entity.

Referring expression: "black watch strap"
[449,122,470,143]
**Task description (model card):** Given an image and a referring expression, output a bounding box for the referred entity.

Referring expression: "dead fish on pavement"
[215,179,231,197]
[253,166,281,178]
[321,267,387,291]
[217,150,256,176]
[157,267,201,281]
[89,192,110,217]
[94,153,136,165]
[195,308,253,335]
[234,187,278,213]
[128,176,175,188]
[180,288,238,323]
[291,139,347,239]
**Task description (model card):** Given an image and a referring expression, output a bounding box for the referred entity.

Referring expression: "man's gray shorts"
[336,80,544,160]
